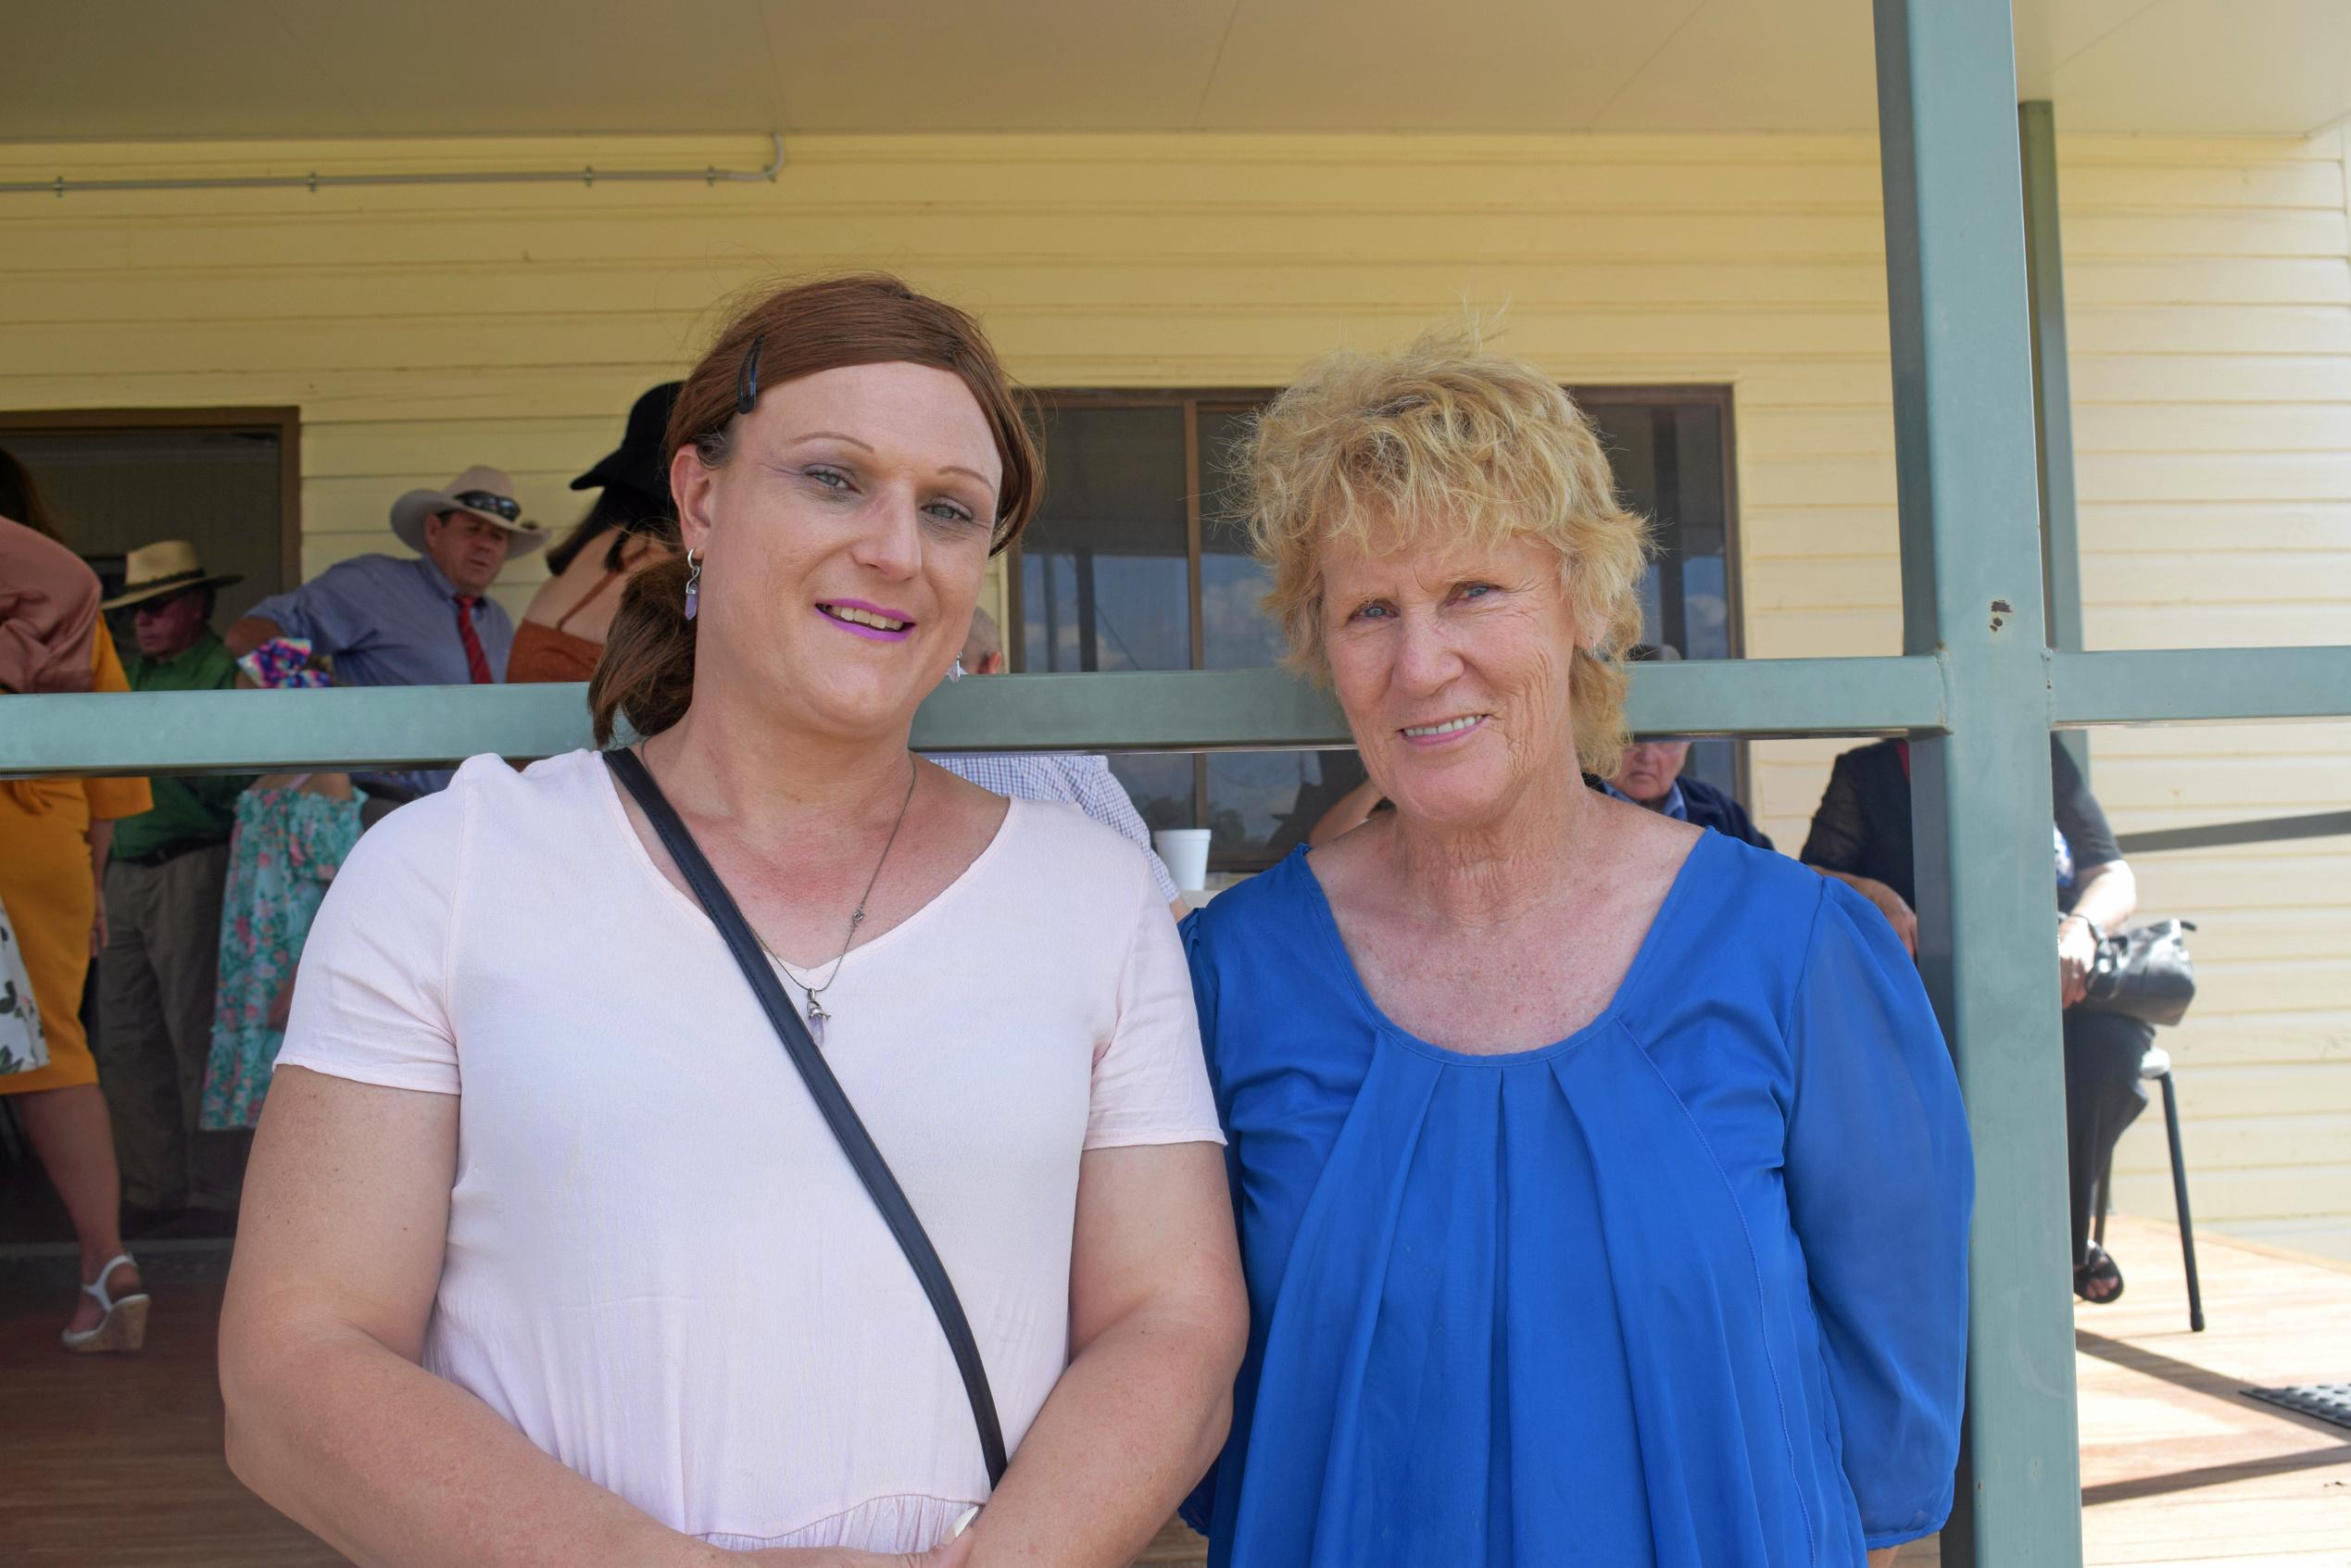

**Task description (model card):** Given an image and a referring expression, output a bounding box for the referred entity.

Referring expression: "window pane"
[1212,746,1370,864]
[1199,408,1286,671]
[1588,398,1737,800]
[1110,753,1197,834]
[1018,406,1190,673]
[1196,405,1363,865]
[1020,405,1198,834]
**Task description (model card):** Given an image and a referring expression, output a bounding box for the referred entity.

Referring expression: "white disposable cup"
[1151,828,1213,893]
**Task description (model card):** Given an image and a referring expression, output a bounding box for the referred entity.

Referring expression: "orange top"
[506,567,626,684]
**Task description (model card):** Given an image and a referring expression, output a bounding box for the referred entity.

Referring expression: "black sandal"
[2073,1243,2125,1304]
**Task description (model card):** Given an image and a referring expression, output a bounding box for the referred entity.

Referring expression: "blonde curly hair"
[1241,326,1653,774]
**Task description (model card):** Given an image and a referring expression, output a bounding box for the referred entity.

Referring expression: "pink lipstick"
[815,599,916,643]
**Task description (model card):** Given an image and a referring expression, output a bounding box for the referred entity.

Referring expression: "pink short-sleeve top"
[274,749,1224,1552]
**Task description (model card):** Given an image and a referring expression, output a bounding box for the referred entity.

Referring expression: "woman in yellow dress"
[0,454,155,1351]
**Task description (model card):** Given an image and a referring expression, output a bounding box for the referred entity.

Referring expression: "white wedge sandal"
[60,1253,148,1353]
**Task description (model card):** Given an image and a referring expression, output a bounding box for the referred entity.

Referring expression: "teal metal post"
[2020,99,2091,778]
[1873,4,2084,1565]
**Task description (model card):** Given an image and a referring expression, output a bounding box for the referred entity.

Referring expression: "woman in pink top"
[220,275,1247,1566]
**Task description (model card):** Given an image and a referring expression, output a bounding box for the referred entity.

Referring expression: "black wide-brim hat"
[571,381,685,506]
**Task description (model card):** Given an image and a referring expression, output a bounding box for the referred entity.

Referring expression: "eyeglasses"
[452,489,522,521]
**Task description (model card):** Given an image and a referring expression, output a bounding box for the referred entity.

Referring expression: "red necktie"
[452,596,494,684]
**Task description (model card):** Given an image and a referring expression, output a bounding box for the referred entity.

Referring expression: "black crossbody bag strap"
[603,746,1009,1488]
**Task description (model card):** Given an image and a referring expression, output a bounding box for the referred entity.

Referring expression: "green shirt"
[110,630,250,862]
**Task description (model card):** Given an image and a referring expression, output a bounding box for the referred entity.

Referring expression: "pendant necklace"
[764,758,920,1046]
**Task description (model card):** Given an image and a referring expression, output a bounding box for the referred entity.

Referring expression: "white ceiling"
[6,0,2350,141]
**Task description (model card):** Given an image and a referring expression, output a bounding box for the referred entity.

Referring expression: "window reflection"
[1108,752,1196,835]
[1018,406,1190,673]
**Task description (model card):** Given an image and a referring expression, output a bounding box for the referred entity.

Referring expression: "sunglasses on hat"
[453,489,522,521]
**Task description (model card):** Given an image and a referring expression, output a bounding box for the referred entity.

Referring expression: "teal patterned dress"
[202,783,363,1129]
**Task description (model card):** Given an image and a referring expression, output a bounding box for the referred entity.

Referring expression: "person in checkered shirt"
[933,610,1184,918]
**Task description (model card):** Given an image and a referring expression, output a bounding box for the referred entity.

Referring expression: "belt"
[116,839,229,869]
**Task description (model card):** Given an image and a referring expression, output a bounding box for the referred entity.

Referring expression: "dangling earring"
[682,547,702,621]
[948,656,965,683]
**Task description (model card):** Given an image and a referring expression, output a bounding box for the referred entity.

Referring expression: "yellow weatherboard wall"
[4,130,2346,1255]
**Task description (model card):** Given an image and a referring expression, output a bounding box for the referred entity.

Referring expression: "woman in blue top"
[1182,329,1973,1567]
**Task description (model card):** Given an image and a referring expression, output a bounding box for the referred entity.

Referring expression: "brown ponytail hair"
[588,273,1041,746]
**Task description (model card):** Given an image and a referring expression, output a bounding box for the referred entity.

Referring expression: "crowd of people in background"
[2,325,2149,1368]
[0,371,1197,1351]
[0,405,677,1349]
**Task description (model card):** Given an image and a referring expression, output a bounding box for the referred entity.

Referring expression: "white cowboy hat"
[388,466,547,558]
[101,539,245,610]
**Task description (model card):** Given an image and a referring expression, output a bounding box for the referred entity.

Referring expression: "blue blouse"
[1181,833,1972,1566]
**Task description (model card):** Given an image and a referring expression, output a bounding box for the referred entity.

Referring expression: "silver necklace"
[766,758,920,1046]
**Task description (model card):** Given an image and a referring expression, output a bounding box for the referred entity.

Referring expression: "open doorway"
[0,408,300,625]
[0,408,298,1252]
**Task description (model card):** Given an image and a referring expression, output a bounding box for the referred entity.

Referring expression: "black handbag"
[2080,917,2198,1029]
[602,747,1009,1489]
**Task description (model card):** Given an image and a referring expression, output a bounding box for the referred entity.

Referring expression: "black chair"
[2093,1045,2205,1332]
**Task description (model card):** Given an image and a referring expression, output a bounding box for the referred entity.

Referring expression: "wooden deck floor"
[1,1215,2342,1565]
[2073,1215,2351,1568]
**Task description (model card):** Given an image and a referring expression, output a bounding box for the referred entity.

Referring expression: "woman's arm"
[1798,751,1917,956]
[220,1067,729,1568]
[86,819,112,956]
[1816,869,1917,956]
[2050,741,2137,1007]
[224,615,285,658]
[1308,778,1385,847]
[958,1140,1247,1566]
[2058,859,2137,1006]
[1784,885,1973,1556]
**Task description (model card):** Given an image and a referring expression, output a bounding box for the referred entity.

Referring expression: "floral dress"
[202,782,363,1129]
[0,897,46,1078]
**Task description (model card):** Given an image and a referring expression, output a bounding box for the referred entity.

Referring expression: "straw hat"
[101,540,244,610]
[389,466,547,558]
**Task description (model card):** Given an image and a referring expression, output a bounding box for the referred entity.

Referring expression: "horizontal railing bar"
[1629,653,1948,741]
[2052,646,2351,727]
[1,657,1950,777]
[2116,809,2351,856]
[1,683,594,779]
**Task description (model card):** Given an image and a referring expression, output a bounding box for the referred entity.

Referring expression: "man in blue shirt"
[930,610,1186,918]
[229,466,547,817]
